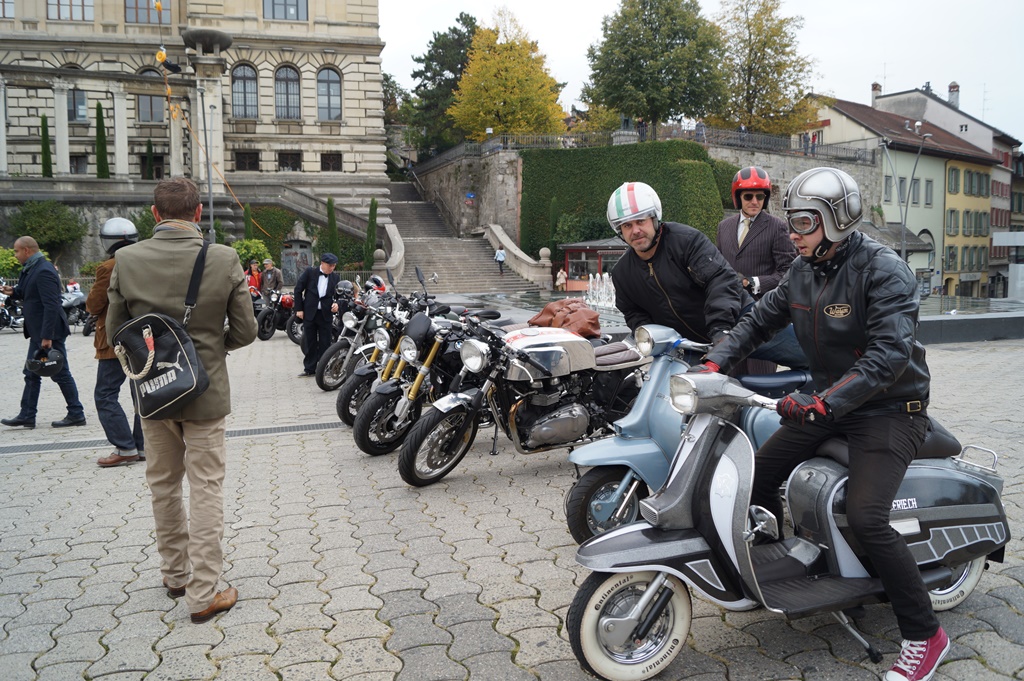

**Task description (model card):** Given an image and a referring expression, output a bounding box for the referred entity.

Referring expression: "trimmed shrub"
[231,239,272,267]
[709,158,740,209]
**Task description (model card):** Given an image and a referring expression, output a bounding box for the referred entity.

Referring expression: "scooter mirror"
[386,269,395,286]
[743,505,779,544]
[415,266,425,286]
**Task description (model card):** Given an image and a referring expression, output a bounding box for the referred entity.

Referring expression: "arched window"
[231,64,258,119]
[316,68,342,121]
[274,66,300,120]
[138,68,164,122]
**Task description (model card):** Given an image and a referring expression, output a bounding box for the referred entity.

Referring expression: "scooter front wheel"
[398,405,478,487]
[565,466,650,544]
[336,372,375,427]
[568,571,691,681]
[929,556,986,612]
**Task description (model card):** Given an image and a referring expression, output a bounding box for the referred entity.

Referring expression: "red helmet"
[731,166,772,208]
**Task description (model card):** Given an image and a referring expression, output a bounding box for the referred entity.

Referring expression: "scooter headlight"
[460,339,490,373]
[668,374,699,415]
[373,327,392,351]
[343,311,359,329]
[399,336,419,363]
[635,326,655,356]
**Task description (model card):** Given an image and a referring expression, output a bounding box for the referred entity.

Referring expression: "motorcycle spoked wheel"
[565,466,650,545]
[352,390,422,456]
[336,372,376,427]
[287,313,303,345]
[568,571,691,681]
[929,556,986,612]
[398,405,479,487]
[315,339,372,392]
[256,308,277,341]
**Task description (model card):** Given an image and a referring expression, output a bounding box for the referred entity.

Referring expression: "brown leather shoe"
[163,578,186,598]
[190,587,238,623]
[97,452,141,467]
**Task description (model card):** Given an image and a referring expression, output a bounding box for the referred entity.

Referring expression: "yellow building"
[942,160,994,296]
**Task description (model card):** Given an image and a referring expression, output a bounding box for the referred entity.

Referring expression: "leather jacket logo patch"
[824,304,852,318]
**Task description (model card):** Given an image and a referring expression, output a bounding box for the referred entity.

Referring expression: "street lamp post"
[197,85,216,242]
[878,123,933,262]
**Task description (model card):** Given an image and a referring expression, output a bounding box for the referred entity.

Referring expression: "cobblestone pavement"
[0,327,1021,681]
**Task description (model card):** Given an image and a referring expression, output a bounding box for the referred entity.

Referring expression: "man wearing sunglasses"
[695,167,945,681]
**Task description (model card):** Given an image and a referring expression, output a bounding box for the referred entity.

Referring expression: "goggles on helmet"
[787,211,821,235]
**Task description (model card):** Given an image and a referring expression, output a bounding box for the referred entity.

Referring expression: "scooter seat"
[593,341,645,367]
[817,417,962,467]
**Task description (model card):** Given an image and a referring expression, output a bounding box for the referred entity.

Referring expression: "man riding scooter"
[692,167,947,681]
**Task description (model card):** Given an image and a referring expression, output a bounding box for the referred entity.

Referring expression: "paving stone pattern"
[0,329,1021,680]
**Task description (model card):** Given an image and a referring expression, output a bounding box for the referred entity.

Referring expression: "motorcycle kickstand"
[830,611,883,663]
[489,420,500,456]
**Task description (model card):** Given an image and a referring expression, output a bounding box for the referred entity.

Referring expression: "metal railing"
[481,131,614,153]
[414,142,482,174]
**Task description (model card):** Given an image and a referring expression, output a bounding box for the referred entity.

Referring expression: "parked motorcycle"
[62,290,88,326]
[315,287,383,391]
[397,316,650,487]
[256,289,296,341]
[0,281,23,332]
[564,324,812,543]
[566,371,1009,681]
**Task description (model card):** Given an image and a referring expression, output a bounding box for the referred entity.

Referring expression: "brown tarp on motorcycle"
[527,299,602,339]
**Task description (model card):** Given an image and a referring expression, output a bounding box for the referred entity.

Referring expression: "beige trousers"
[141,416,227,613]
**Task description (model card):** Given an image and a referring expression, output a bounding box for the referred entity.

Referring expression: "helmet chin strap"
[801,234,834,263]
[637,223,663,255]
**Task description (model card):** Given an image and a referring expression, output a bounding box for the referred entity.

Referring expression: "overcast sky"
[378,0,1023,140]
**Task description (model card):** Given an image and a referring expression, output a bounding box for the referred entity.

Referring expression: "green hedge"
[709,158,740,210]
[519,140,724,256]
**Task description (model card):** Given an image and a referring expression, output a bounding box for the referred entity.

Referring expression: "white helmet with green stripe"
[607,182,662,234]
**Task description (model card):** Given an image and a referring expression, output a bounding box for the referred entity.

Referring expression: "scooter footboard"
[577,522,756,609]
[568,438,671,490]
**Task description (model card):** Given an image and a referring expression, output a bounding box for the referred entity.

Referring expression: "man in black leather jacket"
[694,167,947,681]
[607,181,806,368]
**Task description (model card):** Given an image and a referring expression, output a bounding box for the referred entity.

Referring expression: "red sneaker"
[884,627,950,681]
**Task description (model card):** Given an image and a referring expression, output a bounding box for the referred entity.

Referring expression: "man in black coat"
[294,252,340,377]
[0,236,86,428]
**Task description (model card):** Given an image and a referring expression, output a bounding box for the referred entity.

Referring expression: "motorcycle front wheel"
[316,339,372,391]
[565,466,650,544]
[353,390,421,456]
[568,571,691,681]
[398,405,479,487]
[256,308,277,341]
[287,313,303,345]
[336,372,375,427]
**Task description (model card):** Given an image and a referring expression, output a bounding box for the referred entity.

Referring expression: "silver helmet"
[99,217,139,255]
[782,167,862,243]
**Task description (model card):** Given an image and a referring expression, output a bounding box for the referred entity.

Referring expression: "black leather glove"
[777,393,832,425]
[687,361,720,374]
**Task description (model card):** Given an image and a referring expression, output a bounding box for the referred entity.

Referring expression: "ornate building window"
[278,151,301,171]
[68,88,87,122]
[125,0,168,23]
[316,69,342,121]
[47,0,93,21]
[321,153,342,171]
[231,65,258,119]
[264,0,306,21]
[236,151,260,171]
[274,66,300,120]
[137,68,164,123]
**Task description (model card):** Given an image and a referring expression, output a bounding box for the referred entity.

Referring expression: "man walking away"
[0,236,86,429]
[90,217,145,467]
[494,246,506,276]
[106,177,258,623]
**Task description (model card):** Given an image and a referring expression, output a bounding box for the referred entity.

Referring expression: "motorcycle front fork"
[590,470,642,526]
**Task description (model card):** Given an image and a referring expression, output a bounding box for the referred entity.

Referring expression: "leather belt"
[899,400,927,413]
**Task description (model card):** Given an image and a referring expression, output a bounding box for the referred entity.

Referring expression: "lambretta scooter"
[565,324,812,543]
[567,371,1009,681]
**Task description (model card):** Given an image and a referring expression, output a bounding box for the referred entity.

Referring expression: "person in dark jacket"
[692,167,947,681]
[607,181,805,368]
[294,252,340,377]
[0,236,86,429]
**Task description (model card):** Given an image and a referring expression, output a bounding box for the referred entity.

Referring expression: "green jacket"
[106,227,258,420]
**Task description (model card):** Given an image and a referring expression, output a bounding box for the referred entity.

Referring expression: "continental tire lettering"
[640,637,681,675]
[594,573,635,611]
[932,590,964,607]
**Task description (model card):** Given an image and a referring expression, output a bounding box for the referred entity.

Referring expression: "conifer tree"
[95,103,110,179]
[40,115,53,178]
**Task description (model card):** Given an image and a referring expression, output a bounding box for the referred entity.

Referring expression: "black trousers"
[301,310,332,373]
[752,410,939,641]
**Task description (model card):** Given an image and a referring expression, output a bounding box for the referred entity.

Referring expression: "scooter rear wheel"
[565,466,649,544]
[398,405,478,487]
[929,556,986,611]
[336,372,375,427]
[568,571,691,681]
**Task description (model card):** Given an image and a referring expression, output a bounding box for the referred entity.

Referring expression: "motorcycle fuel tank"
[502,327,596,380]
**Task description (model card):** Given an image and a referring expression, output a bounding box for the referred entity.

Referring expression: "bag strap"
[182,241,208,328]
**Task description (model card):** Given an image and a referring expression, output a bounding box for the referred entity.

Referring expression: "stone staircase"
[389,182,540,295]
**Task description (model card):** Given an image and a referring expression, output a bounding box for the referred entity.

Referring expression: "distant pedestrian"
[695,119,707,144]
[260,258,283,300]
[802,132,810,156]
[811,132,818,156]
[294,253,340,376]
[555,267,567,291]
[494,246,507,276]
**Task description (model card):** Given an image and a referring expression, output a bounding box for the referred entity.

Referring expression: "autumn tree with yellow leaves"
[447,12,565,142]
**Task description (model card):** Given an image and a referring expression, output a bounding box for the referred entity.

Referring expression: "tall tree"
[95,103,110,179]
[382,73,409,126]
[586,0,727,140]
[321,197,342,262]
[408,12,478,154]
[708,0,817,134]
[447,22,565,141]
[40,115,53,177]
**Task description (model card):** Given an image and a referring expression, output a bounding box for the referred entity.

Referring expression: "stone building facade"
[0,0,386,218]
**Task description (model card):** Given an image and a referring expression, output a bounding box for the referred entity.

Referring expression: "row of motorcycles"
[0,278,24,332]
[309,270,1009,681]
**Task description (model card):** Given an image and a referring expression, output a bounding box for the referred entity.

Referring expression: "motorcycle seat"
[592,341,650,371]
[816,417,962,467]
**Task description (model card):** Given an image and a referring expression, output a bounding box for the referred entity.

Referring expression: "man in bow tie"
[294,252,340,377]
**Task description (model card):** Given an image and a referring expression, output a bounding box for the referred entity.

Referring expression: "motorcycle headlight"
[270,292,279,303]
[460,339,490,373]
[635,326,655,356]
[343,311,358,329]
[399,336,420,363]
[373,327,392,351]
[668,374,699,415]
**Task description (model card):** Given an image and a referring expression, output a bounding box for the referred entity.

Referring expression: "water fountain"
[584,272,618,310]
